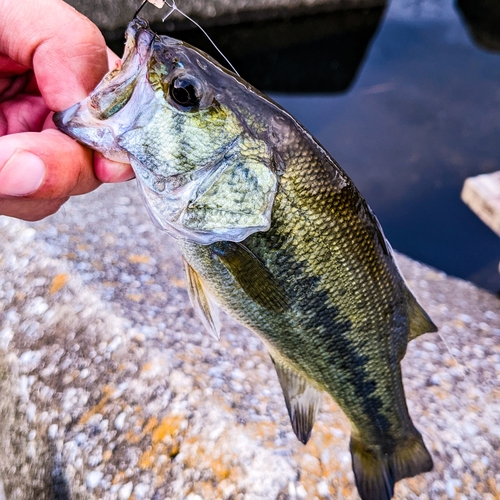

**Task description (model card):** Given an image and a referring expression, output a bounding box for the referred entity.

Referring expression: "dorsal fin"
[183,257,221,340]
[271,357,322,444]
[212,241,289,313]
[407,292,438,342]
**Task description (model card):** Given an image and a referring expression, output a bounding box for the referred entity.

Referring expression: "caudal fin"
[350,430,433,500]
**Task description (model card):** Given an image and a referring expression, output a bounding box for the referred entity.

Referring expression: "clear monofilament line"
[437,330,467,376]
[162,5,175,21]
[162,0,240,76]
[134,0,148,18]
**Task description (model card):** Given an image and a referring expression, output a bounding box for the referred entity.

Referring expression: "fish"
[53,18,437,500]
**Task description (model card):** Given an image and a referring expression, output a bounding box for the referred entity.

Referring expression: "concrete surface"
[462,171,500,237]
[1,181,500,499]
[63,0,387,33]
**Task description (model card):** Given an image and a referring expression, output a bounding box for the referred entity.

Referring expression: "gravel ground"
[0,181,499,500]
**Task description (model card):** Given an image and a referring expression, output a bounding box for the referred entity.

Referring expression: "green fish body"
[54,19,437,500]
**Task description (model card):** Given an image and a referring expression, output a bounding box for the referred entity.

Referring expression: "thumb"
[0,150,46,196]
[0,129,99,199]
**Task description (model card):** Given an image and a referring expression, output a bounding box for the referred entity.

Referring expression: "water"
[114,0,500,293]
[271,0,500,293]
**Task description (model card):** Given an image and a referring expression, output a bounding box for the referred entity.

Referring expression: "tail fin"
[388,430,433,483]
[350,438,394,500]
[350,430,433,500]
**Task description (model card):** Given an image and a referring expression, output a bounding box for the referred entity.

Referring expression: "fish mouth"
[85,18,156,121]
[123,18,156,67]
[53,18,157,162]
[53,103,79,130]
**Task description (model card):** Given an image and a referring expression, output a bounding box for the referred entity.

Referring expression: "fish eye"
[169,75,201,108]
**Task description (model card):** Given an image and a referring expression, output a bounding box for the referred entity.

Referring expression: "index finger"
[0,0,109,110]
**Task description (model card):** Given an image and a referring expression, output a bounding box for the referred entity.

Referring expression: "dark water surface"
[121,0,500,293]
[270,0,500,293]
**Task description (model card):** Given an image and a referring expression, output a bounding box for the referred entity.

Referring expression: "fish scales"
[181,124,411,444]
[53,18,437,500]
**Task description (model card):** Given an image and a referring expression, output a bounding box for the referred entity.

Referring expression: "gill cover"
[54,18,278,245]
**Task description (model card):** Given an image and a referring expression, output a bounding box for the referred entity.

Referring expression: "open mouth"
[52,19,156,148]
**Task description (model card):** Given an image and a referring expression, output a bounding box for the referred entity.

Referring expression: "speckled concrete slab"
[1,181,499,500]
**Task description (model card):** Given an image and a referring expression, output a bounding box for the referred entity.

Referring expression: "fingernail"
[0,151,46,196]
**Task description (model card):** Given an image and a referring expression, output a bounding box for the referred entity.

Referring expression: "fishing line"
[134,0,148,18]
[137,0,239,75]
[437,330,468,377]
[161,0,240,76]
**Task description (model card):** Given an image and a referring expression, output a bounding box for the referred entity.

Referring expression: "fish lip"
[124,17,156,65]
[53,103,79,134]
[53,18,155,139]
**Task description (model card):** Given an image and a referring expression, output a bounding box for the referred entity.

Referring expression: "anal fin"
[183,257,221,340]
[271,357,321,444]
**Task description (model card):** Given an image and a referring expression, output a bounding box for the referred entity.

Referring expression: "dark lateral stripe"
[255,231,393,437]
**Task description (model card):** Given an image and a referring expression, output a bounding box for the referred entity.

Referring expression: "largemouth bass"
[54,18,437,500]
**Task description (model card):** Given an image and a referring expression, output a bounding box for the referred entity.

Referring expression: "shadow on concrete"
[51,446,72,500]
[0,354,72,500]
[456,0,500,53]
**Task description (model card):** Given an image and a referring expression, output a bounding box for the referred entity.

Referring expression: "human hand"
[0,0,134,221]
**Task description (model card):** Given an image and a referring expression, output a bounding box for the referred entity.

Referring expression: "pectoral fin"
[271,357,321,444]
[212,241,289,313]
[183,257,221,340]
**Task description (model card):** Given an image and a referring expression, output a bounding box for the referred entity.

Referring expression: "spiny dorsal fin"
[407,292,438,341]
[183,257,221,340]
[212,241,289,313]
[271,356,321,444]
